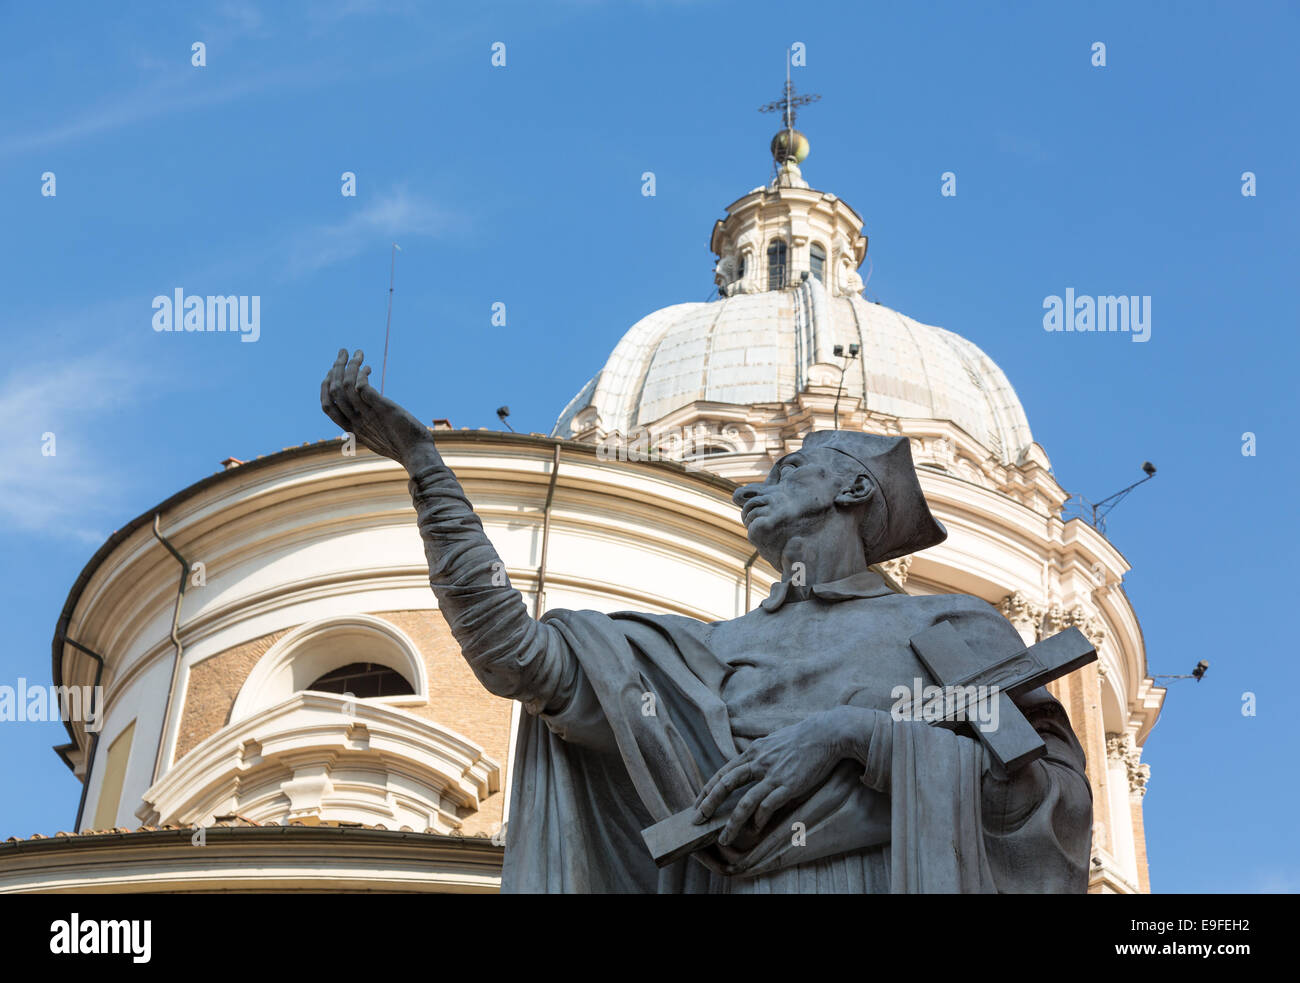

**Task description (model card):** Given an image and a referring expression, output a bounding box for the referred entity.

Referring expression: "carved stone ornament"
[880,555,913,586]
[999,590,1045,638]
[1106,733,1150,797]
[1046,602,1106,650]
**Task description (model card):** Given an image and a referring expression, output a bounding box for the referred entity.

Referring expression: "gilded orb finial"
[770,128,810,165]
[758,51,819,166]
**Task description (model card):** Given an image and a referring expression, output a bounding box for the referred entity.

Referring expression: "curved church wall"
[51,430,1159,892]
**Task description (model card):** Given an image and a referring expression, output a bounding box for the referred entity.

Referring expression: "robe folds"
[501,608,1092,894]
[406,461,1093,894]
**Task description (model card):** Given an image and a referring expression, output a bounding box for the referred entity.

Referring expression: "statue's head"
[733,431,947,571]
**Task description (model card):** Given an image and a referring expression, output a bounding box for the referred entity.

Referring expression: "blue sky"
[1,0,1296,892]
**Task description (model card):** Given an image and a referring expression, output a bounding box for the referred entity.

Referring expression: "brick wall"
[174,610,513,836]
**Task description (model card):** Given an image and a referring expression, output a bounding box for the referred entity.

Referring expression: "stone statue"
[714,254,737,294]
[837,255,865,296]
[321,349,1093,893]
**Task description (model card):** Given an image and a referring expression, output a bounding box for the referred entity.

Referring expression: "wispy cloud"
[0,68,294,160]
[1,2,435,160]
[0,355,139,542]
[306,0,418,28]
[209,0,269,40]
[285,185,454,276]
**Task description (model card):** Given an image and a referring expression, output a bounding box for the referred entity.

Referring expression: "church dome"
[552,112,1035,467]
[552,271,1033,466]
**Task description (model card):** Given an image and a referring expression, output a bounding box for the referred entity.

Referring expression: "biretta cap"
[800,430,948,564]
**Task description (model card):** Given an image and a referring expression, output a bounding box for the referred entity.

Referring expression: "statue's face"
[733,448,862,563]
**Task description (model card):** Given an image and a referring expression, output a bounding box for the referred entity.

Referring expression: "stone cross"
[906,622,1096,774]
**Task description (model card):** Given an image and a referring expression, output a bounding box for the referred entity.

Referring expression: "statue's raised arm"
[320,349,585,722]
[320,348,443,474]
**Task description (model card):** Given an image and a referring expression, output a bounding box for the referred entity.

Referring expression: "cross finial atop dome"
[758,50,820,134]
[759,50,818,186]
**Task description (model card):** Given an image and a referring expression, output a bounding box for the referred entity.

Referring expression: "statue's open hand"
[320,349,433,468]
[693,707,862,847]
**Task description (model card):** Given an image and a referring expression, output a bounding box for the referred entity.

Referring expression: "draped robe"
[409,462,1093,894]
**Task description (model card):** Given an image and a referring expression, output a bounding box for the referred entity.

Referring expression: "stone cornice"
[0,825,504,894]
[140,692,501,830]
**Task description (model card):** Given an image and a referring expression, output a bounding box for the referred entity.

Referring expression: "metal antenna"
[381,242,401,394]
[1066,462,1157,534]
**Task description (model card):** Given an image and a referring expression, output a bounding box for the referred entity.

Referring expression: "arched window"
[767,240,787,290]
[230,614,428,722]
[308,662,415,699]
[810,243,826,283]
[737,255,746,281]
